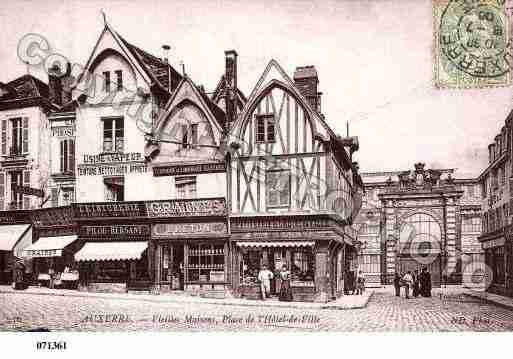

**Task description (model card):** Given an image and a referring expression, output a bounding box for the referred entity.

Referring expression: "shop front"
[481,234,509,296]
[23,234,79,288]
[230,215,354,303]
[0,222,32,284]
[72,201,151,293]
[150,198,229,298]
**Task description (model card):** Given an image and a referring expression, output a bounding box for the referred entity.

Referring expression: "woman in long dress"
[279,265,293,302]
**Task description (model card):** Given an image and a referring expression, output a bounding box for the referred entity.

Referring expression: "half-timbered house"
[226,60,363,302]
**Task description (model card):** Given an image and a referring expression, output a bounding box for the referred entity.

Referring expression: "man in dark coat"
[420,267,432,297]
[413,270,420,298]
[393,272,401,296]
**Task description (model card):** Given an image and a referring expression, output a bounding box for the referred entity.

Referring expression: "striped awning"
[75,241,148,262]
[23,235,78,258]
[236,241,315,248]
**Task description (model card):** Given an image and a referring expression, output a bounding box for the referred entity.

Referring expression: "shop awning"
[236,241,315,248]
[75,241,148,262]
[0,224,31,251]
[23,235,78,258]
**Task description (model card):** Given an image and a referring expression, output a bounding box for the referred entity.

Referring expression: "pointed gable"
[148,76,226,163]
[233,59,330,142]
[211,74,247,113]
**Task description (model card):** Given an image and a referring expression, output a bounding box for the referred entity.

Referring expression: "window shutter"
[51,187,59,207]
[60,140,65,173]
[22,170,30,209]
[1,120,6,156]
[22,117,29,154]
[0,173,4,211]
[69,139,75,174]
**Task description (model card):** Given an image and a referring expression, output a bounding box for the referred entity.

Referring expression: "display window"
[187,244,225,283]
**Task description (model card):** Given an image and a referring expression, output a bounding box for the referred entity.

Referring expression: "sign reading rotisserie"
[146,199,226,218]
[153,222,228,237]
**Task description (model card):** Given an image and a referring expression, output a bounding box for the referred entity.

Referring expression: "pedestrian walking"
[278,264,293,302]
[393,272,401,296]
[413,269,420,298]
[420,267,432,297]
[356,270,365,295]
[402,271,413,299]
[258,264,274,300]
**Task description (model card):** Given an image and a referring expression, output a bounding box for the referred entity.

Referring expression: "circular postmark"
[439,0,509,78]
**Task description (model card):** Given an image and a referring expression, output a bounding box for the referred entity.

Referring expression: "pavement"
[2,284,513,331]
[0,285,372,310]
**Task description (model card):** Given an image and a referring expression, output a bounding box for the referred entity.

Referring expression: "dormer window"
[103,71,111,92]
[255,114,275,143]
[115,70,123,91]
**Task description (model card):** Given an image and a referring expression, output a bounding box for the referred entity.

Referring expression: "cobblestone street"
[2,288,513,332]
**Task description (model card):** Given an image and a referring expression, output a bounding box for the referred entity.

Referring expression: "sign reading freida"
[146,198,226,217]
[153,222,228,237]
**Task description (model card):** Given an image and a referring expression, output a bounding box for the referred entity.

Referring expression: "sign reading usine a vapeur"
[146,198,226,217]
[153,222,227,237]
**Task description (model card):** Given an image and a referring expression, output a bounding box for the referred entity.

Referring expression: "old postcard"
[0,0,513,355]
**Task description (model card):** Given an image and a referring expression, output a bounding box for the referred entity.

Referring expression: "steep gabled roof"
[211,74,247,108]
[116,32,182,93]
[0,74,58,110]
[197,85,227,131]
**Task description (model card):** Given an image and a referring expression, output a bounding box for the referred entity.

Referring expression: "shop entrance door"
[173,245,184,290]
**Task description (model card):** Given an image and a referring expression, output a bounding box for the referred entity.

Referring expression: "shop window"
[187,244,225,282]
[59,139,75,174]
[291,249,315,281]
[266,170,290,208]
[103,117,124,153]
[175,176,196,199]
[255,114,275,143]
[104,177,124,202]
[61,187,75,206]
[487,247,505,285]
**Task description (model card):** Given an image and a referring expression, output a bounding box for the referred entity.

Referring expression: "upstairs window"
[103,71,111,92]
[181,124,199,149]
[115,70,123,91]
[266,169,290,208]
[255,114,275,143]
[175,176,197,199]
[3,117,28,156]
[59,139,75,174]
[104,177,124,202]
[103,117,124,153]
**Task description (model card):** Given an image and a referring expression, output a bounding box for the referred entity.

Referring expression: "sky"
[0,0,511,178]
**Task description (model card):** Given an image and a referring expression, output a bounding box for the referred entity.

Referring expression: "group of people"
[345,270,366,295]
[394,267,432,299]
[257,264,293,302]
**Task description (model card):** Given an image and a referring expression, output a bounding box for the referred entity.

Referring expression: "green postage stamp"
[434,0,512,88]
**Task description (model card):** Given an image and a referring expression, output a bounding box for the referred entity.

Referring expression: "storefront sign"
[0,210,31,224]
[77,163,148,176]
[81,225,150,237]
[146,198,226,218]
[74,202,147,219]
[153,222,228,237]
[51,126,75,137]
[231,217,332,232]
[82,152,143,164]
[32,207,74,227]
[13,185,44,198]
[482,237,505,249]
[25,249,61,258]
[153,163,226,177]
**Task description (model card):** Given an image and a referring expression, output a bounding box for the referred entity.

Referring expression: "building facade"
[0,21,363,302]
[355,163,483,287]
[478,112,513,297]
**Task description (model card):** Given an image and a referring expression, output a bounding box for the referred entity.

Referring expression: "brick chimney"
[293,65,322,113]
[224,50,238,130]
[48,62,72,106]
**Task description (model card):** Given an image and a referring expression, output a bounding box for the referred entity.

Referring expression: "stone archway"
[397,212,442,286]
